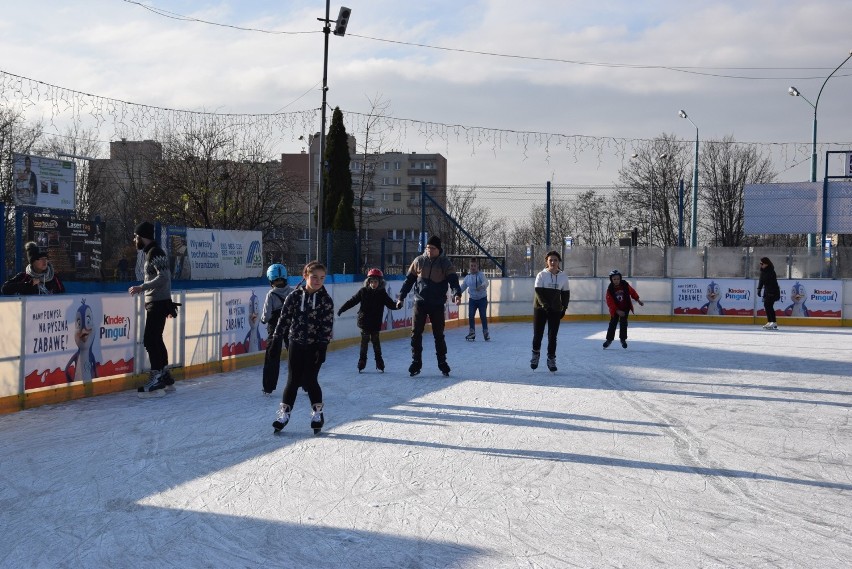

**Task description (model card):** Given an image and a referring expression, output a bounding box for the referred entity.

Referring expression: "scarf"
[26,263,56,295]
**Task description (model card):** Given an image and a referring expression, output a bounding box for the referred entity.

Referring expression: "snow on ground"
[1,321,850,568]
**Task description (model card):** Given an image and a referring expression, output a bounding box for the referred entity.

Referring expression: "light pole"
[678,110,699,247]
[632,152,668,247]
[316,3,351,263]
[788,49,852,247]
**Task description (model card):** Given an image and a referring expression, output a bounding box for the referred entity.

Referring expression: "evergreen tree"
[323,107,354,232]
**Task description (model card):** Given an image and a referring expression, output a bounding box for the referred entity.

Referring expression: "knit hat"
[134,221,155,240]
[427,235,442,254]
[25,241,47,264]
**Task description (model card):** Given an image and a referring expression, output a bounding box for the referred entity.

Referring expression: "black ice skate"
[621,340,628,349]
[602,340,612,349]
[375,356,385,372]
[530,350,540,370]
[546,356,557,372]
[357,358,367,373]
[465,329,475,341]
[310,403,325,435]
[483,330,490,341]
[409,360,422,377]
[273,403,291,433]
[137,370,167,398]
[438,360,451,377]
[161,368,176,392]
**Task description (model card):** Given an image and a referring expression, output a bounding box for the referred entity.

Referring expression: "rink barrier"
[1,277,849,414]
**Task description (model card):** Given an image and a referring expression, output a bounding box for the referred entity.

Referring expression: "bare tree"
[699,136,776,246]
[618,133,691,247]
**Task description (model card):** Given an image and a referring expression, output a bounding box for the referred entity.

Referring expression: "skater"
[459,259,489,341]
[271,260,334,434]
[530,250,570,372]
[603,269,643,349]
[396,236,462,377]
[337,268,399,372]
[757,257,780,330]
[129,221,176,393]
[2,241,65,295]
[260,263,293,395]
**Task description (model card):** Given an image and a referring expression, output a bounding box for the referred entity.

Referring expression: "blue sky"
[1,0,851,187]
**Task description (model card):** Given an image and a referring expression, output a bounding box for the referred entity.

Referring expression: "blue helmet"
[266,263,288,282]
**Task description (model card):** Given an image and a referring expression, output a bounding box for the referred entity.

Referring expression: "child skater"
[603,269,644,349]
[337,268,399,372]
[531,250,570,372]
[460,259,489,341]
[260,263,293,395]
[271,260,334,434]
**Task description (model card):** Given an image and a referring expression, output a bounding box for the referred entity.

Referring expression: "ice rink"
[1,321,850,568]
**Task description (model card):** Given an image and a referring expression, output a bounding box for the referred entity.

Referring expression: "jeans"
[468,297,488,332]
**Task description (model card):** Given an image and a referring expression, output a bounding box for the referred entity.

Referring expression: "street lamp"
[631,152,668,247]
[788,49,852,247]
[678,110,699,247]
[316,3,352,264]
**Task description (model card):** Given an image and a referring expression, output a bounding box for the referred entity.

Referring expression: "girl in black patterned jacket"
[271,261,334,434]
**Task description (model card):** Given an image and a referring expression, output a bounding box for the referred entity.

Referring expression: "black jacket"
[338,284,398,333]
[2,270,65,295]
[757,267,780,300]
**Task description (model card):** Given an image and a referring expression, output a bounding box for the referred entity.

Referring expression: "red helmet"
[367,268,383,279]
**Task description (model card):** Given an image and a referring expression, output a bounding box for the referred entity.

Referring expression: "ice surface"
[1,322,850,568]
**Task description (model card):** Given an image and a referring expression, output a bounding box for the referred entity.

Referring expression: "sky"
[1,0,852,189]
[2,321,851,567]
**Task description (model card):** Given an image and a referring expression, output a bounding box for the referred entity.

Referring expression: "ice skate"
[767,322,778,330]
[621,340,628,349]
[262,390,273,397]
[161,368,176,392]
[530,350,540,370]
[546,356,557,372]
[602,340,612,349]
[310,403,325,435]
[375,355,385,372]
[483,330,490,341]
[137,370,166,397]
[438,360,451,377]
[357,357,367,373]
[409,360,422,377]
[272,403,291,433]
[465,329,476,341]
[762,322,773,329]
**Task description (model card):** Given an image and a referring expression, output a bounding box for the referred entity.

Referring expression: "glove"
[337,308,343,317]
[315,344,327,365]
[757,290,762,298]
[283,337,289,351]
[395,299,403,309]
[560,310,566,319]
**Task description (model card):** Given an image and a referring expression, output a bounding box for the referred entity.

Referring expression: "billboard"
[28,212,105,280]
[13,153,75,210]
[184,228,263,279]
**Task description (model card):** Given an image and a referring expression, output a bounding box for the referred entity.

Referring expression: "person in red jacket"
[603,269,643,349]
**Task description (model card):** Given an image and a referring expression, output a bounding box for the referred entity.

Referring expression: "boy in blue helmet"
[260,263,293,394]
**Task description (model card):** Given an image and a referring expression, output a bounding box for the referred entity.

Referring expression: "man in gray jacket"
[129,221,174,392]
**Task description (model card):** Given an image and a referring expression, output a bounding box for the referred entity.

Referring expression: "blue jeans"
[468,297,488,332]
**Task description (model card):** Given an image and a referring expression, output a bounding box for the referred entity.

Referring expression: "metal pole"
[677,179,684,247]
[545,181,551,249]
[420,181,426,251]
[690,130,699,247]
[317,0,331,261]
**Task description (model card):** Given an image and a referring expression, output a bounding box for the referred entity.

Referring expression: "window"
[394,161,401,170]
[383,162,389,170]
[393,193,401,201]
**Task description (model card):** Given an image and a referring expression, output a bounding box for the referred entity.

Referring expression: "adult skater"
[530,250,570,372]
[757,257,780,330]
[129,221,175,393]
[337,268,399,372]
[396,236,462,377]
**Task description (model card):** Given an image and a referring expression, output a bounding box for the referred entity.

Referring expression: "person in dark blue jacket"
[396,236,462,377]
